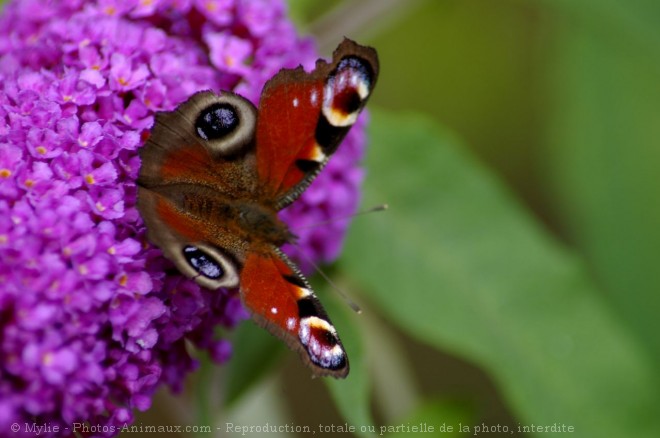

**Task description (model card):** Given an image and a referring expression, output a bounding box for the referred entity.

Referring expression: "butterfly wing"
[137,91,260,289]
[138,90,258,195]
[255,38,379,209]
[240,247,349,378]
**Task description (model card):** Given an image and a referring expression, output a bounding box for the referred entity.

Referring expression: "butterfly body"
[137,39,378,378]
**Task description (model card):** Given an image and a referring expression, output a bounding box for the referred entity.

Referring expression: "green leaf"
[384,398,472,438]
[223,321,284,406]
[538,0,660,67]
[340,109,658,437]
[542,0,660,365]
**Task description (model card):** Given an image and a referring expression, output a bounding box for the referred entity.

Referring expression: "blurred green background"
[139,0,660,436]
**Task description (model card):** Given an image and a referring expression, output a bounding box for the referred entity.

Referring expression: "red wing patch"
[255,38,379,209]
[255,72,325,194]
[240,250,349,378]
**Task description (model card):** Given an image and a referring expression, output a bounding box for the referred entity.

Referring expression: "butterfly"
[137,39,378,378]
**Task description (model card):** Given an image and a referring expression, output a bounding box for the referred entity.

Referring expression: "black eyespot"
[335,88,362,114]
[195,103,239,141]
[323,330,339,347]
[183,246,223,279]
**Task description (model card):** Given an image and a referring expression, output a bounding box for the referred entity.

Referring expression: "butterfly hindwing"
[240,249,349,378]
[137,186,244,290]
[255,38,379,209]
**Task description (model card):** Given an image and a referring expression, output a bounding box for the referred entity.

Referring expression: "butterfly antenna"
[293,245,362,314]
[294,203,389,231]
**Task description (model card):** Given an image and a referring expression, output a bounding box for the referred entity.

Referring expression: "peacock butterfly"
[137,39,378,378]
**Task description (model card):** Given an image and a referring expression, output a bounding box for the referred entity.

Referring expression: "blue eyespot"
[183,246,223,279]
[336,56,373,88]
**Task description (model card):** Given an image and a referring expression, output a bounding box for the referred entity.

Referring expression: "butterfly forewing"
[255,38,379,209]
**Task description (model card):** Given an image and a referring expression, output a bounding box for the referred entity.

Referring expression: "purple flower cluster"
[0,0,367,435]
